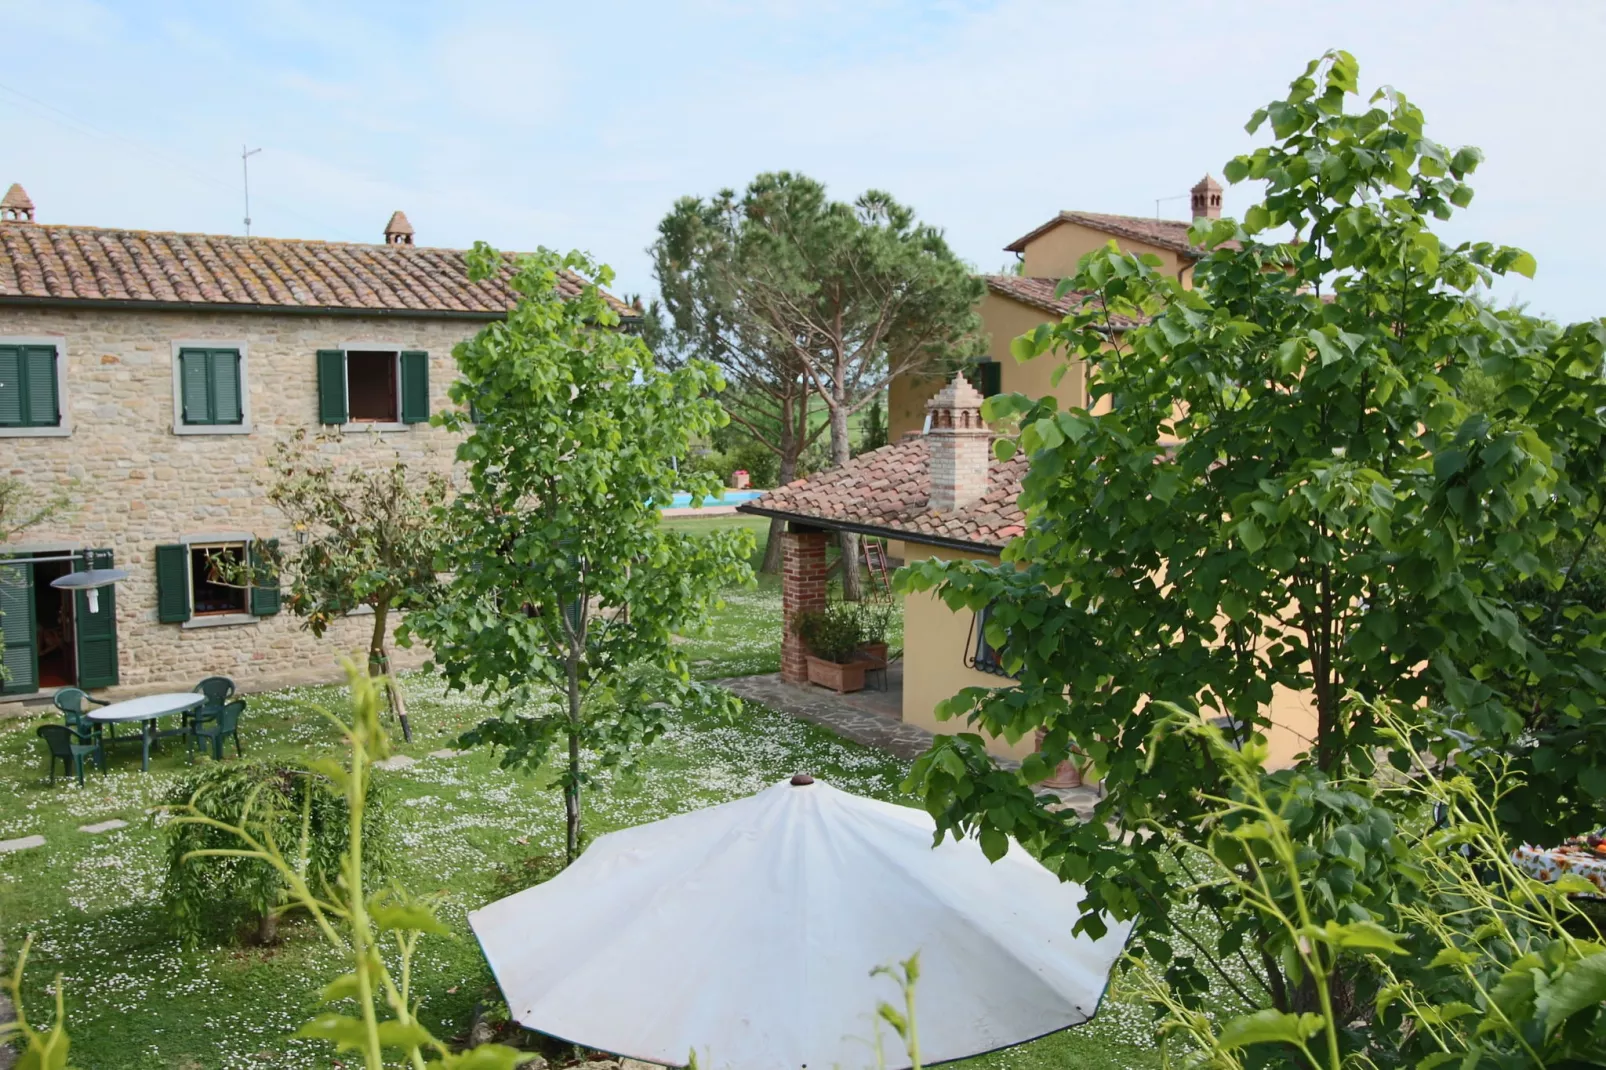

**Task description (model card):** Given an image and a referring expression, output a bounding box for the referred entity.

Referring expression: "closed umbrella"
[469,776,1131,1070]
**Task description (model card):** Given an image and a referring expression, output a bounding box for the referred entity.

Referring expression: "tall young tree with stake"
[404,246,754,863]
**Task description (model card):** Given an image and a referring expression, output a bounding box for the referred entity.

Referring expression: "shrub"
[161,758,391,947]
[795,603,865,663]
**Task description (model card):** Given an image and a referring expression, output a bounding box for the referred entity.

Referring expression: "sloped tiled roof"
[982,275,1146,328]
[739,435,1028,553]
[0,223,636,318]
[1004,211,1237,260]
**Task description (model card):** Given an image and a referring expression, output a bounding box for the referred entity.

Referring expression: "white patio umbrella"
[468,776,1131,1070]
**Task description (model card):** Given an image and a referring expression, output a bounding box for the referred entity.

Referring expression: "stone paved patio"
[717,668,1101,819]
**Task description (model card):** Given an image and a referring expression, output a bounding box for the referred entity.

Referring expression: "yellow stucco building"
[744,176,1317,774]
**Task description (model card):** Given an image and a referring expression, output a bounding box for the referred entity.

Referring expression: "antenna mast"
[241,145,262,235]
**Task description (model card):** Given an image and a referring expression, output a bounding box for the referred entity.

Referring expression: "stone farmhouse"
[0,183,632,704]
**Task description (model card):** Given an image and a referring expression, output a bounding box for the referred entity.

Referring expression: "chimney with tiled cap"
[925,372,990,512]
[1,183,35,223]
[383,210,414,245]
[1190,174,1223,220]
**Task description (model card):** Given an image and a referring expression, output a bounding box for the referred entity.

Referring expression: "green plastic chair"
[193,699,245,761]
[54,688,108,765]
[37,724,102,786]
[189,676,236,729]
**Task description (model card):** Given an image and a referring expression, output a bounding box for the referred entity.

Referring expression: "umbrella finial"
[790,773,815,786]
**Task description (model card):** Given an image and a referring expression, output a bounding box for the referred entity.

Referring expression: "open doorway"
[32,558,75,688]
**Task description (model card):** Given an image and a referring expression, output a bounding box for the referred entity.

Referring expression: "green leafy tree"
[655,173,984,595]
[260,431,449,742]
[899,50,1606,1025]
[404,246,755,863]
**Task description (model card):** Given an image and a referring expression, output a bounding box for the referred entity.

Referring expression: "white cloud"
[435,20,568,128]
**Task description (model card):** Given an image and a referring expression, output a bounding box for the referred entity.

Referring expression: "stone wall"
[0,304,490,703]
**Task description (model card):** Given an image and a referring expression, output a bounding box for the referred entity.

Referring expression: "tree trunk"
[255,908,279,945]
[564,653,583,865]
[761,447,801,574]
[368,598,411,743]
[827,399,864,600]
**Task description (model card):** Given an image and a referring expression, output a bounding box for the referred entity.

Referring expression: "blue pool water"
[664,489,765,508]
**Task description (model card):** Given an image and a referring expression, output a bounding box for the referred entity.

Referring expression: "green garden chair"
[189,676,236,729]
[37,724,103,786]
[192,699,245,761]
[54,688,109,764]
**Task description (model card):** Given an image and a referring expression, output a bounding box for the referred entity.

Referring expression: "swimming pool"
[663,489,765,508]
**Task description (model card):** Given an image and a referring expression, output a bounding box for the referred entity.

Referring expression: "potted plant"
[794,604,872,693]
[857,602,893,667]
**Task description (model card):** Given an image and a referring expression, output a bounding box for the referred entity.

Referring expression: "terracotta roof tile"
[740,436,1028,553]
[982,275,1146,328]
[1003,210,1238,260]
[0,223,635,318]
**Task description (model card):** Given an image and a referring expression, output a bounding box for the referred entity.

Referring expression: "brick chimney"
[1190,174,1222,220]
[2,184,35,223]
[383,210,414,245]
[926,372,990,512]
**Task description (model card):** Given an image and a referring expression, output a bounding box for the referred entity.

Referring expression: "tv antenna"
[1154,192,1188,220]
[240,145,262,235]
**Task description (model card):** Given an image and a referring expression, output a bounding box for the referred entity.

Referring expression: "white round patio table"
[88,692,203,771]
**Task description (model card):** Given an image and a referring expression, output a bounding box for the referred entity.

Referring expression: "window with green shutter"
[973,360,1003,399]
[0,344,61,427]
[178,348,243,425]
[0,560,38,694]
[400,350,429,423]
[317,349,349,424]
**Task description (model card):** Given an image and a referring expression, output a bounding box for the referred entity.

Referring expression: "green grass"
[0,515,1156,1069]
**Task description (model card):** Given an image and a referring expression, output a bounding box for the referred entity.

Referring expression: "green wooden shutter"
[317,350,348,424]
[0,561,37,694]
[155,543,191,623]
[23,346,58,426]
[0,346,20,426]
[211,350,243,424]
[180,349,213,424]
[975,361,1002,399]
[74,549,119,688]
[400,350,429,423]
[249,539,281,616]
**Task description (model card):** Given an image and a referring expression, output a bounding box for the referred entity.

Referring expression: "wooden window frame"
[171,339,252,435]
[0,336,69,438]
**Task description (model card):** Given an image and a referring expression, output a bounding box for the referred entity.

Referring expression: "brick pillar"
[781,527,830,684]
[1035,728,1086,788]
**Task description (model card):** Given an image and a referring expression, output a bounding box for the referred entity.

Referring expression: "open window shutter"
[317,349,347,424]
[180,349,212,424]
[249,539,281,616]
[975,361,1002,399]
[155,543,191,623]
[0,346,20,425]
[0,560,37,695]
[400,350,429,423]
[75,549,119,688]
[211,350,243,424]
[22,346,58,426]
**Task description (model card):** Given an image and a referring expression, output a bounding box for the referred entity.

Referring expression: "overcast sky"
[3,0,1602,321]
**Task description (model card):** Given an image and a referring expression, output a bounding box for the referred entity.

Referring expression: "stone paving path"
[716,673,1102,819]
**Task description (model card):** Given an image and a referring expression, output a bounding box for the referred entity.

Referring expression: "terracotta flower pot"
[857,641,889,667]
[806,655,871,694]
